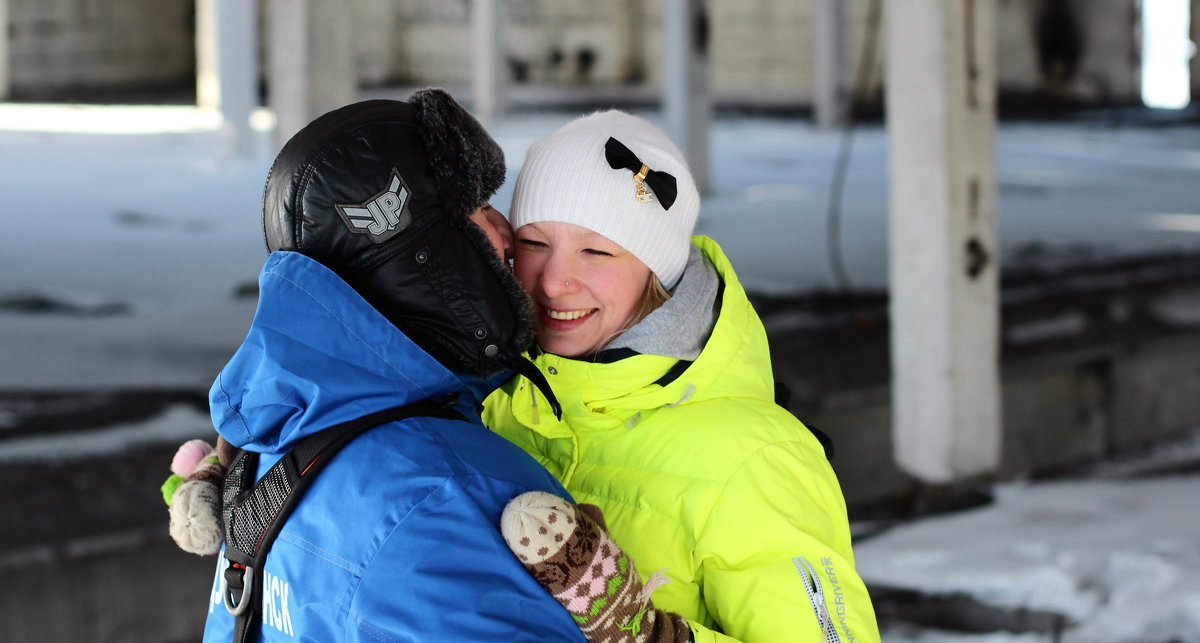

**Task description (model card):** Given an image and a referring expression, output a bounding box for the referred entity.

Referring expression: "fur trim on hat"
[409,87,534,363]
[452,212,536,357]
[409,88,507,220]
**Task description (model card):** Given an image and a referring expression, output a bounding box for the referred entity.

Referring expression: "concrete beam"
[811,0,848,128]
[471,0,506,125]
[267,0,356,151]
[885,0,1001,482]
[0,0,9,101]
[195,0,258,157]
[662,0,711,194]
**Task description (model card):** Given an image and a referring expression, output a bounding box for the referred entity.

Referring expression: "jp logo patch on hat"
[335,168,413,243]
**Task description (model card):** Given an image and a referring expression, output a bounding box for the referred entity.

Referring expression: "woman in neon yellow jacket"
[485,110,879,642]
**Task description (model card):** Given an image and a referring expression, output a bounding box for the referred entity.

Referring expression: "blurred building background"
[3,0,1193,108]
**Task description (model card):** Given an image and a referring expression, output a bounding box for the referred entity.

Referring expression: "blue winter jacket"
[201,251,585,642]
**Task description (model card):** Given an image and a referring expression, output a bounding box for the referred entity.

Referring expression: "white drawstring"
[664,383,695,408]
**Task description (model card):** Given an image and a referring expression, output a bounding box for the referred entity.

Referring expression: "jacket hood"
[210,251,475,453]
[503,236,775,434]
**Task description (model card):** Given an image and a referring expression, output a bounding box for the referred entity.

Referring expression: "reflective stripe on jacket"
[485,236,880,642]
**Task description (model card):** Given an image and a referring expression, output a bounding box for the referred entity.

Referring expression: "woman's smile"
[539,305,597,330]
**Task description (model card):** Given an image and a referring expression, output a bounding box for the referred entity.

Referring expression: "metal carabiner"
[224,563,254,616]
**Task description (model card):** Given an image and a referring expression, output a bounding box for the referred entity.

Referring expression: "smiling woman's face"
[513,221,651,357]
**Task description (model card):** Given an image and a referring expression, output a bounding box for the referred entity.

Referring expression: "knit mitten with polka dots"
[501,491,693,642]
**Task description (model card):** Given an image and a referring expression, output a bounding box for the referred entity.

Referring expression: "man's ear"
[215,436,239,468]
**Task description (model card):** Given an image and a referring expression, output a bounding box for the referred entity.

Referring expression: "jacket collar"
[210,251,466,453]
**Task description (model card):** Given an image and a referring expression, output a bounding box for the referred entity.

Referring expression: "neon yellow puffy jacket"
[484,237,879,643]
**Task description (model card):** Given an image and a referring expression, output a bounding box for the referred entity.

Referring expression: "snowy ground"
[859,465,1200,642]
[2,102,1199,641]
[3,103,1200,391]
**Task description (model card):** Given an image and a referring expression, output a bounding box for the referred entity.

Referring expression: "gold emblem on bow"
[633,164,654,203]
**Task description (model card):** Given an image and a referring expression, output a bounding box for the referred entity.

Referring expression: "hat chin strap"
[493,345,563,421]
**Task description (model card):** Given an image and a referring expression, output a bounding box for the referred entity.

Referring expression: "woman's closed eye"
[517,238,548,249]
[583,248,615,257]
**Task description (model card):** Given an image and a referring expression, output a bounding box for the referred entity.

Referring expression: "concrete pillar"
[267,0,356,151]
[885,0,1001,482]
[196,1,218,110]
[196,0,258,157]
[614,0,645,83]
[1141,0,1194,108]
[472,0,506,125]
[811,0,848,128]
[1190,0,1199,101]
[662,0,711,194]
[0,0,9,101]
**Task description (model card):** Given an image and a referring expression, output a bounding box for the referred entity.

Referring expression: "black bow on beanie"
[259,90,561,418]
[604,136,678,210]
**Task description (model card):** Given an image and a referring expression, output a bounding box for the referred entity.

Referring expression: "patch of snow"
[857,474,1200,642]
[1004,311,1089,344]
[1150,289,1200,326]
[0,404,215,463]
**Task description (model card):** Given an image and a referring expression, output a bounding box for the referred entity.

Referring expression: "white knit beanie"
[510,111,701,289]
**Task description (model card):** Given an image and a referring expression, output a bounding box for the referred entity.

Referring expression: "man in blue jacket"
[201,90,584,641]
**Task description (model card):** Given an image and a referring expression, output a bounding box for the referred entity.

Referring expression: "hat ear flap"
[409,88,506,220]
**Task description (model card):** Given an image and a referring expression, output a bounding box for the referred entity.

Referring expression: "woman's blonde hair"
[594,274,672,355]
[622,274,671,333]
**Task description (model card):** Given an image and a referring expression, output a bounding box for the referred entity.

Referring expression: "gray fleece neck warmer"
[605,245,719,361]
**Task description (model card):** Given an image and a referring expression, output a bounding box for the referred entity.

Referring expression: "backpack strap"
[220,396,467,643]
[775,381,835,461]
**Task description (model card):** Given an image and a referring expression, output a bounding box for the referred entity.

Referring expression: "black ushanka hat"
[260,90,547,391]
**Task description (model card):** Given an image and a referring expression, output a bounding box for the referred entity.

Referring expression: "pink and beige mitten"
[501,491,693,643]
[162,437,236,555]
